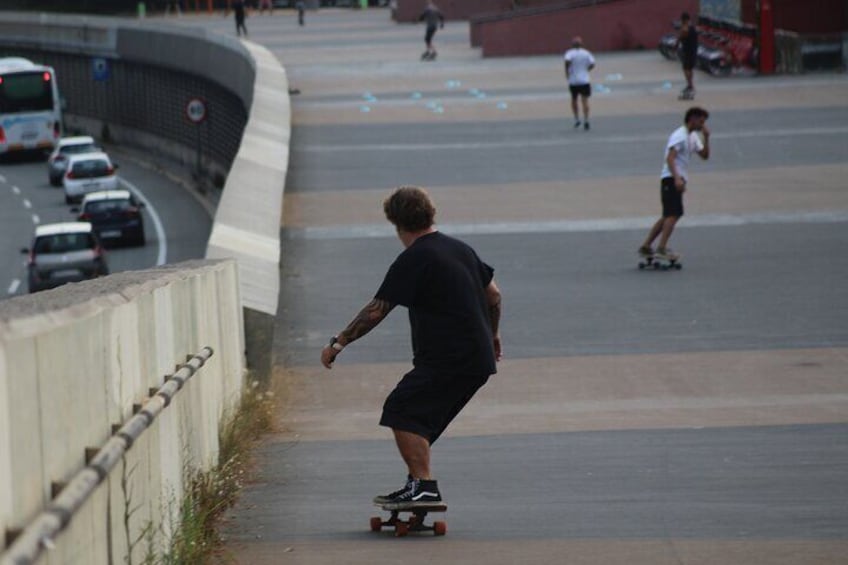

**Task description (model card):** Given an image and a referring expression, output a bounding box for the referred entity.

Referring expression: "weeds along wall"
[0,260,245,564]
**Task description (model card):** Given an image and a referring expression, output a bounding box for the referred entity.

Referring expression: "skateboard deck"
[638,254,682,270]
[678,89,695,100]
[370,503,447,537]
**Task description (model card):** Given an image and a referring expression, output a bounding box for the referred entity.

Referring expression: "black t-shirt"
[681,26,698,57]
[375,231,496,376]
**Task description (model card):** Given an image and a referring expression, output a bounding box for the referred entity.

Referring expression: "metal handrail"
[1,346,215,565]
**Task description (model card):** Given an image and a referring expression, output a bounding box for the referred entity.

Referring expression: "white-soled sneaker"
[383,479,443,509]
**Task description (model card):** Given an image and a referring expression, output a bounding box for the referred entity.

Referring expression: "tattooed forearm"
[488,295,501,335]
[339,298,394,345]
[486,281,502,335]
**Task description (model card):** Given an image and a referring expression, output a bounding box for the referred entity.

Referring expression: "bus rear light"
[43,72,52,82]
[0,127,5,143]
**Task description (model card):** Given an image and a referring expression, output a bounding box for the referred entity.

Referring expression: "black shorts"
[569,83,591,99]
[425,25,437,44]
[380,367,490,445]
[681,53,697,71]
[661,177,684,217]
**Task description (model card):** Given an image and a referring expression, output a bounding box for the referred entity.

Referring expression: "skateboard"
[678,88,695,100]
[638,254,682,271]
[370,503,447,537]
[421,51,437,61]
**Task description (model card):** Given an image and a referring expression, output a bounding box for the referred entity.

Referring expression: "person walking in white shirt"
[564,37,596,130]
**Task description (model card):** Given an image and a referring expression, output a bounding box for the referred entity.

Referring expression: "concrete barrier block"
[0,338,43,533]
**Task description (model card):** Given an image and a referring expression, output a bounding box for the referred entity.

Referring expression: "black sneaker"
[373,475,413,505]
[584,121,590,131]
[383,479,443,509]
[574,120,581,129]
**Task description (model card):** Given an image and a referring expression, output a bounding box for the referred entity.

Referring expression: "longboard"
[638,254,682,271]
[370,503,447,537]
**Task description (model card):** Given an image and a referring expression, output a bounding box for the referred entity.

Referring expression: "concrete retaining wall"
[472,0,699,57]
[0,12,291,563]
[0,259,245,563]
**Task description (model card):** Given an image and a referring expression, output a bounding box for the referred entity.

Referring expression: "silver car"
[21,222,109,293]
[47,136,99,186]
[62,151,119,204]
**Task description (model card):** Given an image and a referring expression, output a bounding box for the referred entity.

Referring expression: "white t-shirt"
[661,126,704,181]
[564,48,595,86]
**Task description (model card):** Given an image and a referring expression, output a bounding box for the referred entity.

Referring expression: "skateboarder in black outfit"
[419,2,445,60]
[321,186,502,510]
[677,12,699,98]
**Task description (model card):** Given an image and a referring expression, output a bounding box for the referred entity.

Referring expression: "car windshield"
[85,199,133,214]
[70,159,111,177]
[34,232,96,254]
[60,143,98,155]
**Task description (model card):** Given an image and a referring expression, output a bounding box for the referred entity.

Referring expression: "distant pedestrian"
[639,107,711,261]
[296,0,305,26]
[564,36,595,130]
[418,1,444,61]
[677,12,699,99]
[165,0,182,16]
[258,0,273,15]
[233,0,248,36]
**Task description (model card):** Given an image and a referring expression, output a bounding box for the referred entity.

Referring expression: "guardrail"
[1,347,214,565]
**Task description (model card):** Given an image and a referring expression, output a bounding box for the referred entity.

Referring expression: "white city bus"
[0,57,62,155]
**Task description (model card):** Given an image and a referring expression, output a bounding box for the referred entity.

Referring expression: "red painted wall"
[741,0,847,34]
[475,0,699,57]
[394,0,512,23]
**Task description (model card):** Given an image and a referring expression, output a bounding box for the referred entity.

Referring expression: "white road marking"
[118,177,168,266]
[0,174,6,183]
[12,185,21,195]
[7,279,20,295]
[297,126,848,153]
[32,214,40,224]
[290,210,848,240]
[22,199,32,209]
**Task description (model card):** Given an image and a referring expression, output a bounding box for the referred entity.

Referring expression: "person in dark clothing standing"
[677,11,698,99]
[418,1,445,61]
[233,0,248,37]
[296,0,305,26]
[321,186,503,509]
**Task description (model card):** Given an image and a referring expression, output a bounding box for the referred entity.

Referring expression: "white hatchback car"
[47,136,99,186]
[62,151,119,204]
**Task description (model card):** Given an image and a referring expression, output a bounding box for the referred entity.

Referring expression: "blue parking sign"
[93,57,110,82]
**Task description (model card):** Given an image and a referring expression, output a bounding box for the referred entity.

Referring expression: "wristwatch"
[328,336,344,352]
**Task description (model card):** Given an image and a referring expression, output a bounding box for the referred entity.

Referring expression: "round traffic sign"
[185,97,207,124]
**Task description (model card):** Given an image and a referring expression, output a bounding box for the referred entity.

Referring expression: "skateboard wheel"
[395,522,409,537]
[675,263,682,270]
[370,517,383,532]
[433,521,447,536]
